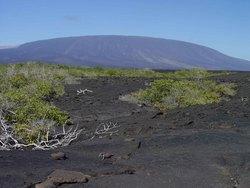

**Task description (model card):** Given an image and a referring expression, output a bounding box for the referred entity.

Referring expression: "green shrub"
[14,123,48,143]
[35,81,54,97]
[4,89,30,103]
[214,83,236,96]
[9,74,29,88]
[0,63,71,144]
[173,69,211,79]
[105,69,120,76]
[135,79,236,110]
[6,96,68,125]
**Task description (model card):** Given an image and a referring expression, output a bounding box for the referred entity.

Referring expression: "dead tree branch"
[0,114,83,150]
[90,122,120,140]
[77,89,93,95]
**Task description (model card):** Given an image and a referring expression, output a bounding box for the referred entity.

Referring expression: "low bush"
[134,79,236,110]
[14,123,48,144]
[0,62,72,145]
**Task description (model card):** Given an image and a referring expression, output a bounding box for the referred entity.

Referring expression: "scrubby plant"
[9,73,29,88]
[134,78,236,110]
[0,62,74,146]
[14,123,48,144]
[172,69,212,80]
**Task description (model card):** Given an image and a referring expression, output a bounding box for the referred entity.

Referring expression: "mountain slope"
[0,45,17,49]
[0,35,249,70]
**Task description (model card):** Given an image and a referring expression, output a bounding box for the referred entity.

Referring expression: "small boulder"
[36,169,91,188]
[51,152,67,160]
[124,138,135,142]
[47,169,90,183]
[99,152,114,160]
[35,180,56,188]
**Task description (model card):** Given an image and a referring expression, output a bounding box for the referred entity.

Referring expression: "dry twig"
[77,89,93,95]
[90,122,120,140]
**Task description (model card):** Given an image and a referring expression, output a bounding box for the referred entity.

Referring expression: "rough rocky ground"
[0,72,249,188]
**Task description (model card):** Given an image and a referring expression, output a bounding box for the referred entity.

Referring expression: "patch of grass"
[134,78,236,110]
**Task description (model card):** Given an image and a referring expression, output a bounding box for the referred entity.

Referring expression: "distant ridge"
[0,45,18,49]
[0,35,250,70]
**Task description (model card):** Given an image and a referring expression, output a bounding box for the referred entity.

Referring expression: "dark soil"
[0,72,250,188]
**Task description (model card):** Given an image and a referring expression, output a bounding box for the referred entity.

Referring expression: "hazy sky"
[0,0,249,60]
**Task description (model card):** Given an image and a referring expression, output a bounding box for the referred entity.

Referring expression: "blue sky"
[0,0,249,60]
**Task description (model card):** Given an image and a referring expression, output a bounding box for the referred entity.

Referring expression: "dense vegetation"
[0,62,235,145]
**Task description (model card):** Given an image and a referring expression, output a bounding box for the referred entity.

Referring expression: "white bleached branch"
[90,122,120,140]
[0,114,83,151]
[77,89,93,95]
